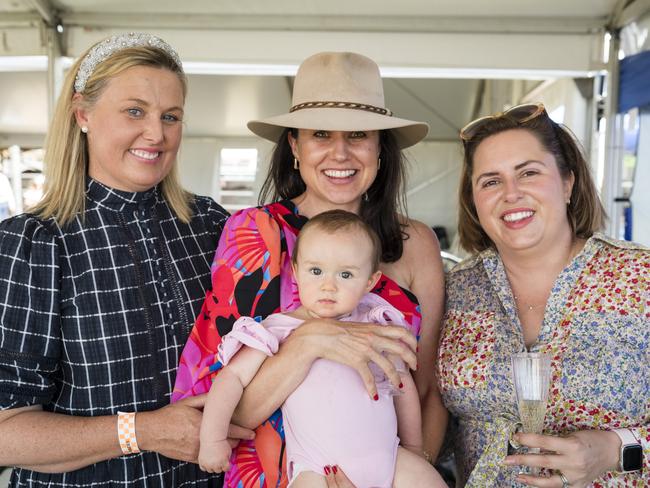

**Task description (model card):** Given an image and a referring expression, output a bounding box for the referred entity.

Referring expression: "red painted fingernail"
[332,465,338,474]
[416,346,419,352]
[324,466,331,475]
[373,393,379,401]
[399,382,404,388]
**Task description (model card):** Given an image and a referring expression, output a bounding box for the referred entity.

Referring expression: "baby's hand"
[198,439,232,473]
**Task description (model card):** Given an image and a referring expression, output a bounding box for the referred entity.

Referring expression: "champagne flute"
[511,352,552,475]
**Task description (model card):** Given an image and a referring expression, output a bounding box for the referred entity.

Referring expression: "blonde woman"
[0,33,252,487]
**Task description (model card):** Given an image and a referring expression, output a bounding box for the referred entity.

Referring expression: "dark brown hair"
[291,209,381,272]
[458,111,606,254]
[258,128,407,263]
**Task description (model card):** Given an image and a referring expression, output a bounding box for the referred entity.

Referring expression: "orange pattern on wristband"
[117,411,140,455]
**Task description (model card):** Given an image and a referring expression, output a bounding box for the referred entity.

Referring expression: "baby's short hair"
[292,209,381,272]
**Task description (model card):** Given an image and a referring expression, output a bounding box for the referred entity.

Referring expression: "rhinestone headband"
[290,101,393,116]
[74,32,183,93]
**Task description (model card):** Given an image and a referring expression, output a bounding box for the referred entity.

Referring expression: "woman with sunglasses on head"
[438,103,649,487]
[173,51,448,487]
[0,33,254,487]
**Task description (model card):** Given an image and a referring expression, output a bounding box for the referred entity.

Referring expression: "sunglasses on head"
[459,103,547,142]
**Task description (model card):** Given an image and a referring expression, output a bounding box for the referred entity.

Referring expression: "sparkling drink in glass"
[511,352,552,474]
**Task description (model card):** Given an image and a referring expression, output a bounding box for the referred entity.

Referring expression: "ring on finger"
[559,471,570,488]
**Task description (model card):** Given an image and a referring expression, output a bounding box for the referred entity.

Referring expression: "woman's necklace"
[509,238,582,313]
[512,294,545,312]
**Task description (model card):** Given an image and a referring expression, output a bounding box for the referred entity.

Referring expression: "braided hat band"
[248,52,428,149]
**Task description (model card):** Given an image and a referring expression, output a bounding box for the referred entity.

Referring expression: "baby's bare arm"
[394,371,423,454]
[199,347,268,472]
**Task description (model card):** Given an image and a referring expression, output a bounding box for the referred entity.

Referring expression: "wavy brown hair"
[258,128,408,263]
[32,43,190,225]
[458,109,606,254]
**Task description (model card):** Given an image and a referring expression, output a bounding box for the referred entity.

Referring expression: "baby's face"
[293,227,379,319]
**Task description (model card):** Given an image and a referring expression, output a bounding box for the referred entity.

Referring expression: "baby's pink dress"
[217,293,408,488]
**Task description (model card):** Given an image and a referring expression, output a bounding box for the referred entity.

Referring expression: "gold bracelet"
[117,411,140,455]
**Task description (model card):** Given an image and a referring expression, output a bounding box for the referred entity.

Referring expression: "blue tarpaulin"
[618,50,650,113]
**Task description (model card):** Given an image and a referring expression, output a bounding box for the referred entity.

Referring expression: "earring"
[378,158,381,170]
[81,126,88,134]
[294,158,299,170]
[363,192,369,202]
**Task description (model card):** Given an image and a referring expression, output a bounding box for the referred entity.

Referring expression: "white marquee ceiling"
[0,0,647,142]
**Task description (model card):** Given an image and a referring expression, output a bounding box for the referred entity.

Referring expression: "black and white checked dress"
[0,179,229,487]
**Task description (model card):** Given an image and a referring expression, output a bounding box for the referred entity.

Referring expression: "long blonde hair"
[32,44,192,225]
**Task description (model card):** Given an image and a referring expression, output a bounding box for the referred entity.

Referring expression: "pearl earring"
[81,126,88,134]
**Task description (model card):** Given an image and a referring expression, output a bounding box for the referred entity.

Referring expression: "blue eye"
[162,113,181,123]
[127,108,143,117]
[340,271,353,279]
[309,267,322,276]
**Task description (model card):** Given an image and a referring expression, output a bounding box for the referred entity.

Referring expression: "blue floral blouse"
[439,234,649,487]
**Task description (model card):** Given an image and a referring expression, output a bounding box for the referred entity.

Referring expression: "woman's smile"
[501,208,536,229]
[129,148,161,161]
[322,169,357,179]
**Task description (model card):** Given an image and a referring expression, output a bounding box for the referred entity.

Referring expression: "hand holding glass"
[511,352,552,474]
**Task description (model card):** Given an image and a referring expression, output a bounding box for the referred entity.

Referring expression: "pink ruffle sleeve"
[367,304,406,326]
[217,314,299,366]
[217,316,279,366]
[356,293,407,327]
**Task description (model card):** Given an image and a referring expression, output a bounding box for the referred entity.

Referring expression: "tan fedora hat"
[247,52,429,149]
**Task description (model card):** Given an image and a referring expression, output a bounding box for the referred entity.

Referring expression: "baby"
[198,209,445,488]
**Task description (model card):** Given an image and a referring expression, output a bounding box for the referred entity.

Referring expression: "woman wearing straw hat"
[174,52,447,487]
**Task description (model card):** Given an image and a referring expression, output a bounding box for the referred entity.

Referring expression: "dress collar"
[86,178,159,210]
